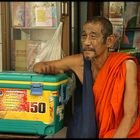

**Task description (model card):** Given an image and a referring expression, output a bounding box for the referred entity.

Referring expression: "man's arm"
[113,59,138,138]
[33,54,83,74]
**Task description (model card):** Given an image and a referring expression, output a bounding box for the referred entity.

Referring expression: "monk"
[33,16,140,138]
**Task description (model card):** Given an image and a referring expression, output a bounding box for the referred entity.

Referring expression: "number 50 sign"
[26,102,46,113]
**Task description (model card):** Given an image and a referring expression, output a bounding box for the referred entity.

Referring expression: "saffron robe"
[93,52,140,138]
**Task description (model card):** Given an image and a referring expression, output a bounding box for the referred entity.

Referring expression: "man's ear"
[106,34,115,48]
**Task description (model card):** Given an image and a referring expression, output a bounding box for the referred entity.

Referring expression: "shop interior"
[0,1,140,138]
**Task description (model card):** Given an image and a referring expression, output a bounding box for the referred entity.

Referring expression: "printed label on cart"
[0,88,27,111]
[0,88,56,124]
[0,88,47,113]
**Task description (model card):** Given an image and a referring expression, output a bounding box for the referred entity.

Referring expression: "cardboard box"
[15,40,27,71]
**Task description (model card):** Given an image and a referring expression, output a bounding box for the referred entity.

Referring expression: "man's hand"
[33,62,64,74]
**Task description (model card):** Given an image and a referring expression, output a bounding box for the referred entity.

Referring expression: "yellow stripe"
[0,79,68,86]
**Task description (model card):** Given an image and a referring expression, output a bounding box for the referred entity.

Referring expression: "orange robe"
[93,52,140,138]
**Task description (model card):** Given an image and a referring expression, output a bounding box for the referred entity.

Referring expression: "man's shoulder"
[125,59,137,68]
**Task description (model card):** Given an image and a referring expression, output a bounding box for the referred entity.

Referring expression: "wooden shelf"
[125,28,140,31]
[12,27,57,30]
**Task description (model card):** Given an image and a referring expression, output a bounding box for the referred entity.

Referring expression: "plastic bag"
[35,22,64,63]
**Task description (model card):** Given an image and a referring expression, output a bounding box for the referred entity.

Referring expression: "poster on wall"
[29,2,57,27]
[109,2,124,26]
[11,2,58,28]
[11,2,25,27]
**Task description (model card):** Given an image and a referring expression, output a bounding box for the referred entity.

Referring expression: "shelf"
[125,28,140,31]
[12,26,58,30]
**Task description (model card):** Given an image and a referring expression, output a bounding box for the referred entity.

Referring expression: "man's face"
[81,22,108,61]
